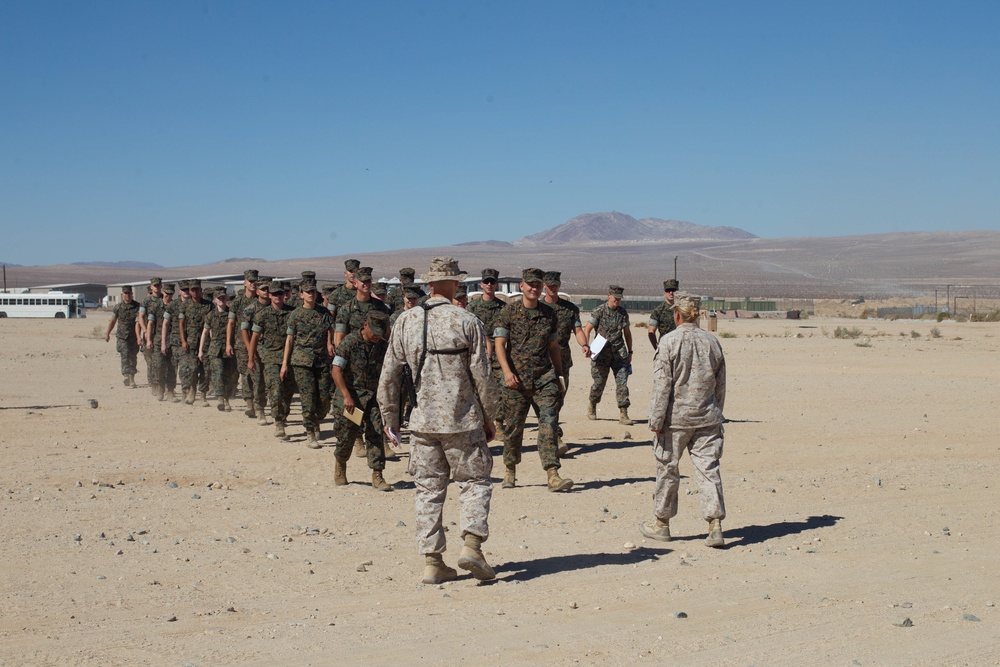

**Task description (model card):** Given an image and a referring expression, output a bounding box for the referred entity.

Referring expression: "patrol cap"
[455,284,468,298]
[522,268,545,283]
[301,270,316,281]
[543,271,561,286]
[355,266,373,282]
[321,282,336,294]
[404,284,423,299]
[268,280,285,294]
[366,311,389,337]
[608,285,625,297]
[257,275,272,284]
[244,269,259,281]
[256,280,270,292]
[345,259,361,272]
[149,277,162,286]
[213,287,229,299]
[481,268,499,281]
[281,281,292,293]
[674,292,701,311]
[299,279,317,293]
[399,267,416,281]
[663,279,679,292]
[372,281,388,296]
[189,279,202,290]
[163,283,176,294]
[121,285,133,294]
[178,280,191,291]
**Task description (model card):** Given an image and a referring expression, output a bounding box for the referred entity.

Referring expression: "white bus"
[0,292,88,318]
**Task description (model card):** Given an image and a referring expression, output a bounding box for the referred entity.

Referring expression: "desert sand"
[2,314,999,666]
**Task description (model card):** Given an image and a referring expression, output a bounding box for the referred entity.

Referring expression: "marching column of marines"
[107,257,727,583]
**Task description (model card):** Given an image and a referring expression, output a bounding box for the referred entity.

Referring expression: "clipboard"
[589,334,608,357]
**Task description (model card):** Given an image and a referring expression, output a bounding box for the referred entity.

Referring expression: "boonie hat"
[422,257,467,283]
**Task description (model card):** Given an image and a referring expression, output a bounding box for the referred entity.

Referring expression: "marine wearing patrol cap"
[345,259,361,273]
[268,280,285,294]
[355,266,373,282]
[121,285,133,294]
[663,279,679,292]
[674,292,701,311]
[150,277,162,286]
[481,268,499,281]
[399,267,416,285]
[543,271,561,286]
[163,283,176,294]
[608,285,625,298]
[403,284,423,299]
[372,282,388,297]
[366,311,389,338]
[244,269,259,282]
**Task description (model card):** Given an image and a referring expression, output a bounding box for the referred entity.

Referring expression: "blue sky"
[2,1,998,266]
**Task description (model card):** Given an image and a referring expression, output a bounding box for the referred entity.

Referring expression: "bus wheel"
[0,312,6,318]
[55,312,66,318]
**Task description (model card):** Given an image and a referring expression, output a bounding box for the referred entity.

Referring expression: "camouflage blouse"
[495,300,559,380]
[286,305,334,367]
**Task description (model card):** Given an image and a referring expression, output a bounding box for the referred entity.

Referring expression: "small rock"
[227,606,236,612]
[893,617,913,627]
[96,575,106,580]
[167,481,179,488]
[900,602,912,609]
[191,494,201,500]
[75,481,83,488]
[673,611,688,618]
[356,564,368,572]
[569,601,578,609]
[623,542,636,550]
[640,581,650,587]
[73,534,82,542]
[396,521,406,527]
[987,601,995,607]
[166,615,178,622]
[963,613,981,622]
[764,487,776,493]
[623,431,632,440]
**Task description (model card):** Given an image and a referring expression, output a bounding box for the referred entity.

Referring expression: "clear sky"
[2,1,998,266]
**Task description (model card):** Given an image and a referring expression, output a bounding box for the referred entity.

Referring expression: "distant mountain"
[453,240,514,247]
[71,261,164,269]
[0,262,22,267]
[517,212,757,245]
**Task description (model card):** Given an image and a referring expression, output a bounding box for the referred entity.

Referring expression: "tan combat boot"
[184,387,195,405]
[157,385,166,401]
[383,442,401,461]
[200,391,210,408]
[169,389,180,403]
[457,533,495,581]
[639,518,671,542]
[129,374,137,388]
[123,375,131,387]
[546,467,574,492]
[256,405,268,426]
[353,436,366,458]
[223,398,232,412]
[151,383,158,396]
[587,402,597,420]
[501,464,516,489]
[334,457,348,486]
[305,429,321,449]
[706,518,725,548]
[244,402,256,418]
[217,399,227,412]
[422,553,457,585]
[556,433,568,458]
[274,421,289,441]
[619,407,633,426]
[371,470,393,492]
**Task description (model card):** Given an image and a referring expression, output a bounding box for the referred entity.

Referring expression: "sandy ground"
[2,315,999,666]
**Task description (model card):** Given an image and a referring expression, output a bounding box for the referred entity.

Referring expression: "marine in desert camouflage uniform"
[377,257,498,585]
[494,268,572,492]
[248,281,295,441]
[331,311,392,490]
[583,285,635,425]
[282,279,334,447]
[640,292,727,548]
[104,285,140,386]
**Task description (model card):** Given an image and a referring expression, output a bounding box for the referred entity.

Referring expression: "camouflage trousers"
[491,358,507,423]
[410,428,492,555]
[398,364,415,426]
[151,339,176,390]
[142,344,154,386]
[177,347,208,393]
[502,371,561,471]
[115,337,138,377]
[209,354,238,400]
[653,425,725,522]
[333,397,385,470]
[262,362,294,422]
[292,364,333,432]
[237,346,267,408]
[589,353,630,408]
[532,366,571,433]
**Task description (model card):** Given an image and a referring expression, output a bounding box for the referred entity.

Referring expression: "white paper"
[590,334,608,357]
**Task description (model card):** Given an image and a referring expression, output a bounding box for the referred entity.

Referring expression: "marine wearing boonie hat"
[421,257,468,282]
[608,285,625,298]
[522,268,545,283]
[674,292,701,311]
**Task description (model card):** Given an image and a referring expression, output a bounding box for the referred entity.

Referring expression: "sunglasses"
[481,279,497,285]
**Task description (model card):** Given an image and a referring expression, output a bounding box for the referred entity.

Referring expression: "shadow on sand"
[495,547,668,583]
[666,514,844,547]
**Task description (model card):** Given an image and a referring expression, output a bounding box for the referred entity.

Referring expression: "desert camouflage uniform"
[648,302,677,339]
[111,300,140,377]
[332,331,389,469]
[178,298,212,394]
[286,305,334,433]
[238,298,269,410]
[495,300,562,471]
[203,308,238,401]
[334,297,391,344]
[139,293,162,386]
[649,323,727,522]
[588,302,631,408]
[376,297,496,555]
[467,296,507,421]
[145,297,173,392]
[252,304,295,422]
